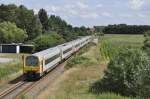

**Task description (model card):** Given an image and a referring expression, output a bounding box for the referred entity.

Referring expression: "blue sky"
[0,0,150,27]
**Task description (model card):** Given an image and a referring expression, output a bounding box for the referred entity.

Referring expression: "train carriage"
[59,42,74,59]
[23,36,92,80]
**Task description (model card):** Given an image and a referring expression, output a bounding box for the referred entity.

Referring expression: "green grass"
[100,34,144,60]
[0,62,22,85]
[0,54,27,86]
[0,53,26,58]
[103,34,144,44]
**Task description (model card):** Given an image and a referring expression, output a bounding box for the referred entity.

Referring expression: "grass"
[0,62,22,86]
[100,34,144,60]
[0,53,25,58]
[0,54,28,86]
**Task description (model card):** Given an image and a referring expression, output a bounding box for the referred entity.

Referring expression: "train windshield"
[26,56,39,66]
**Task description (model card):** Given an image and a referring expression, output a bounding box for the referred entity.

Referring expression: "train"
[23,36,92,79]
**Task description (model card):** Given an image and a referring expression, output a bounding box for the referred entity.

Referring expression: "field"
[100,34,144,59]
[0,54,27,86]
[37,34,144,99]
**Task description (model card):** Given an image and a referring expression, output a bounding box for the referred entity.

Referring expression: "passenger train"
[23,36,92,79]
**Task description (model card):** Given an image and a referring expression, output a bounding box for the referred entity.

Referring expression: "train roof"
[33,46,59,57]
[32,36,91,57]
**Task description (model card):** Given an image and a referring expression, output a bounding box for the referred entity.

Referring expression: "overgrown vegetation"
[90,49,150,98]
[90,34,150,98]
[143,31,150,56]
[0,62,22,85]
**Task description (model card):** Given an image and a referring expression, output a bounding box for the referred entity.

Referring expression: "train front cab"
[23,55,42,80]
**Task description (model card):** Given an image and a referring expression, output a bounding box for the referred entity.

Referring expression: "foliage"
[34,32,65,51]
[0,4,42,40]
[143,31,150,56]
[94,26,105,36]
[90,49,150,98]
[48,15,91,41]
[38,9,49,32]
[0,4,91,46]
[0,21,28,43]
[103,24,150,34]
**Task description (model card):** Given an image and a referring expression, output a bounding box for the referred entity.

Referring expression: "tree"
[103,24,150,34]
[0,21,28,43]
[38,9,49,32]
[16,5,42,40]
[0,4,42,40]
[34,32,64,51]
[0,4,17,22]
[29,15,42,39]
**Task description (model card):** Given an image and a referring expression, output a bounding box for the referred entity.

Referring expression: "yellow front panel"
[23,66,40,73]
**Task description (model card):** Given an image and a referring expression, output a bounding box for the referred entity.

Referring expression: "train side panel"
[42,48,61,72]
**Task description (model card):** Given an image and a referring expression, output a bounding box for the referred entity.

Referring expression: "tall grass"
[0,62,22,81]
[100,34,144,60]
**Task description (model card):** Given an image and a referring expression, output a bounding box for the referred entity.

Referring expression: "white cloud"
[96,4,103,8]
[129,0,145,10]
[120,14,133,18]
[64,4,75,9]
[76,2,88,9]
[79,12,99,19]
[136,13,146,18]
[45,5,60,13]
[69,9,78,15]
[101,12,112,17]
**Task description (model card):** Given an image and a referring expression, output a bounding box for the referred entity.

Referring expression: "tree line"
[94,24,150,35]
[0,4,91,51]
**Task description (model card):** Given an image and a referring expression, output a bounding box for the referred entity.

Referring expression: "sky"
[0,0,150,27]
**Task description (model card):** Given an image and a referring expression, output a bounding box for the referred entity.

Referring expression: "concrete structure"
[0,44,34,53]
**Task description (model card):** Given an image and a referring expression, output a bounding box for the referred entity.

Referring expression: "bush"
[90,49,150,98]
[143,31,150,56]
[34,32,64,51]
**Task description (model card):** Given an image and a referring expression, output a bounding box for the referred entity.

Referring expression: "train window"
[26,56,38,66]
[63,48,72,54]
[45,53,60,65]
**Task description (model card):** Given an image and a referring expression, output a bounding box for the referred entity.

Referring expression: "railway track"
[0,48,80,99]
[0,62,65,99]
[0,80,34,99]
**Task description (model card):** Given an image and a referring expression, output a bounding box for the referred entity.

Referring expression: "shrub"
[90,49,150,98]
[143,31,150,56]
